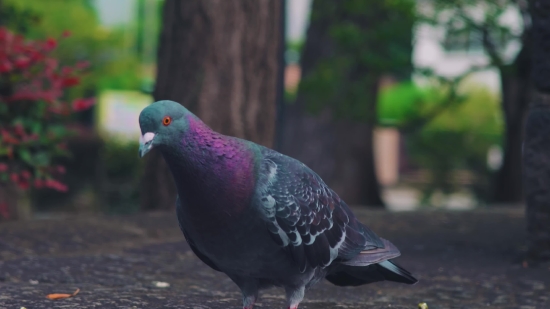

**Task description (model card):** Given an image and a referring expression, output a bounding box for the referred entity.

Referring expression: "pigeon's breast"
[177,147,257,215]
[179,199,296,277]
[167,133,300,277]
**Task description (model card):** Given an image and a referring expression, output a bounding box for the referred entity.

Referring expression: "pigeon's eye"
[162,116,172,126]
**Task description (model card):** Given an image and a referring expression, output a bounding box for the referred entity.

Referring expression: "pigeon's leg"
[242,290,258,309]
[284,285,305,309]
[228,275,259,309]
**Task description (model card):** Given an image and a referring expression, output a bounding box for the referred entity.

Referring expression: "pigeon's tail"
[325,260,418,286]
[376,260,418,284]
[325,238,418,286]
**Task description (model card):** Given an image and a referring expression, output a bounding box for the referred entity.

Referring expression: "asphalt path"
[0,207,548,309]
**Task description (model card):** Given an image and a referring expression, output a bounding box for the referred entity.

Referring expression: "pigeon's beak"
[139,132,156,158]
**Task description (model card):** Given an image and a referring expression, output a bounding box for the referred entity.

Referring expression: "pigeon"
[138,100,417,309]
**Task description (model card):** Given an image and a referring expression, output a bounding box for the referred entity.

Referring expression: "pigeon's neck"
[161,117,258,215]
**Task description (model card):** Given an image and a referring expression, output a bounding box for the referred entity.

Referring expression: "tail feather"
[326,259,418,286]
[326,237,418,287]
[376,260,418,284]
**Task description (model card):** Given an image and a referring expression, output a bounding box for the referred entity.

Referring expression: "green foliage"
[100,140,143,214]
[404,84,504,203]
[299,0,415,122]
[419,0,521,66]
[3,0,142,97]
[378,82,441,126]
[0,0,40,33]
[286,39,304,64]
[287,40,305,54]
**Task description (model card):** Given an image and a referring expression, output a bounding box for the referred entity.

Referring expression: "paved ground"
[0,207,549,309]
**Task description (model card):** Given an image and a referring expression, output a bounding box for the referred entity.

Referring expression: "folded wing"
[257,149,390,272]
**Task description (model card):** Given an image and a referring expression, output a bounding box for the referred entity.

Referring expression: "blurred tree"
[377,70,504,204]
[2,0,142,99]
[141,0,283,210]
[0,27,94,220]
[422,0,531,204]
[281,0,415,207]
[524,0,550,261]
[0,0,40,33]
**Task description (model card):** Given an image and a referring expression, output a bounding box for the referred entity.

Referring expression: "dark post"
[524,0,550,261]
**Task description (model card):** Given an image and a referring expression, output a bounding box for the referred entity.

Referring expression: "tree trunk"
[279,0,385,207]
[280,0,338,197]
[332,117,384,206]
[524,0,550,261]
[493,32,531,204]
[141,0,282,210]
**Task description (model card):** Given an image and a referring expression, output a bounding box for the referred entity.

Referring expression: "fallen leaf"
[418,302,428,309]
[46,288,80,300]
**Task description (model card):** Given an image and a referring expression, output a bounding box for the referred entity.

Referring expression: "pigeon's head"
[138,100,192,158]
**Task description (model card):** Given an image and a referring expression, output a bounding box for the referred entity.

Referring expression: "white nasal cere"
[140,132,155,144]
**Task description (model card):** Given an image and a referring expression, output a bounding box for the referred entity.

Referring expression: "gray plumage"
[139,100,417,309]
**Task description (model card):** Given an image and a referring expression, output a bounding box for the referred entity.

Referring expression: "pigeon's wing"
[257,150,386,272]
[176,197,221,272]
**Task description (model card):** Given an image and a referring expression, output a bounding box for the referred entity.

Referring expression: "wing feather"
[256,149,385,272]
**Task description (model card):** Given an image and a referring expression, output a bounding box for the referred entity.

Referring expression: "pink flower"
[45,179,68,192]
[1,129,20,144]
[29,50,44,62]
[76,61,90,69]
[72,98,95,111]
[44,38,57,51]
[0,27,14,44]
[0,60,12,73]
[44,58,59,72]
[14,124,25,136]
[14,56,31,69]
[0,163,8,172]
[34,179,44,188]
[61,67,73,75]
[17,179,30,190]
[21,170,31,179]
[10,173,19,183]
[0,27,9,41]
[61,76,80,87]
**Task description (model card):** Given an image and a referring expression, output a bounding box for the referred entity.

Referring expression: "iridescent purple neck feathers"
[161,116,257,213]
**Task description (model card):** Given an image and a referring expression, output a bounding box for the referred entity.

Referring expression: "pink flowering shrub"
[0,27,94,217]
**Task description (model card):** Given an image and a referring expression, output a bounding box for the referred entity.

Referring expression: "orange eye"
[162,116,172,126]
